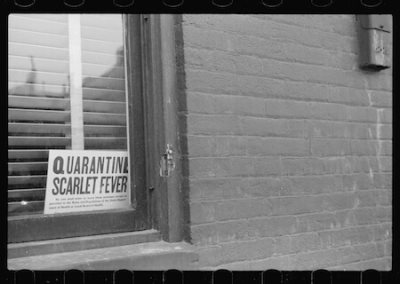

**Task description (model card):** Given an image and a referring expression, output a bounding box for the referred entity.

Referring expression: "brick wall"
[179,15,392,270]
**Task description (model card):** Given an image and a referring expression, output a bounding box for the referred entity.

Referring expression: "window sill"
[8,229,161,259]
[8,240,199,270]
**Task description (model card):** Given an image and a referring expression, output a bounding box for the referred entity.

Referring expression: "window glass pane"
[80,14,128,151]
[8,14,129,217]
[8,14,70,216]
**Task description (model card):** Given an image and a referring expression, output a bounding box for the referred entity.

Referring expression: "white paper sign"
[44,150,130,214]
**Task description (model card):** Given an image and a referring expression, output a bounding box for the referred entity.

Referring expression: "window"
[8,14,151,243]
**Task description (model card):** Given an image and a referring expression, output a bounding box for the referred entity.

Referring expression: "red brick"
[373,223,391,241]
[342,173,375,191]
[236,74,286,98]
[264,99,310,119]
[346,106,378,123]
[240,177,281,198]
[245,137,308,157]
[196,237,276,267]
[269,196,325,216]
[308,121,348,139]
[186,114,241,135]
[252,157,282,176]
[369,91,392,108]
[281,157,326,176]
[310,102,347,121]
[355,190,382,207]
[183,25,231,51]
[190,201,217,224]
[189,178,243,201]
[311,138,351,156]
[372,173,392,189]
[185,69,240,95]
[384,240,391,257]
[184,48,214,71]
[377,189,391,206]
[186,135,214,157]
[376,157,392,172]
[182,14,392,270]
[280,175,343,196]
[188,158,218,178]
[249,255,290,270]
[191,220,250,245]
[353,207,391,225]
[322,192,356,211]
[240,118,306,138]
[232,34,286,60]
[217,238,275,263]
[283,80,330,102]
[322,157,353,175]
[288,248,340,269]
[213,137,247,157]
[350,140,376,156]
[289,233,322,253]
[318,227,374,248]
[328,86,369,106]
[215,198,273,221]
[296,212,338,232]
[248,216,297,238]
[185,92,217,114]
[223,157,255,177]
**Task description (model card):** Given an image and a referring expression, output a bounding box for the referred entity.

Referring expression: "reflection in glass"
[8,14,128,216]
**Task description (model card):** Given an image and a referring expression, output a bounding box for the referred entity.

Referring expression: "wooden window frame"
[8,14,186,244]
[8,14,147,242]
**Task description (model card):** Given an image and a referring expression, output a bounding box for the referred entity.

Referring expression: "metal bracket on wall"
[357,14,391,71]
[160,144,175,177]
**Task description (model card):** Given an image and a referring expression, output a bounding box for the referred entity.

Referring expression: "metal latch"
[160,144,175,177]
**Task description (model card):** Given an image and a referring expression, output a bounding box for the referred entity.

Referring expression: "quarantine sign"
[44,150,130,214]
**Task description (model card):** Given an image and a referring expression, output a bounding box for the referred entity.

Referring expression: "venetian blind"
[8,14,128,216]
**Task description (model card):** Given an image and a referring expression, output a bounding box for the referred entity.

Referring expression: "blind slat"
[9,16,68,36]
[9,123,70,135]
[9,29,68,48]
[82,39,123,55]
[9,137,71,147]
[9,42,69,61]
[8,175,47,187]
[84,125,126,137]
[9,56,69,74]
[82,88,125,101]
[82,64,124,79]
[80,15,122,29]
[9,82,69,98]
[9,96,69,110]
[8,201,44,215]
[8,162,48,174]
[85,138,127,150]
[14,14,68,23]
[9,109,70,123]
[83,100,126,113]
[81,26,123,42]
[8,150,49,161]
[83,113,126,125]
[8,189,46,202]
[82,52,124,68]
[9,69,69,86]
[82,76,125,91]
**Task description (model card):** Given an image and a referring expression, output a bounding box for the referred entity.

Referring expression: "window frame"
[8,14,151,243]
